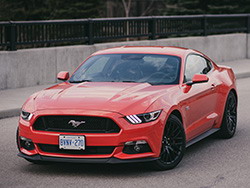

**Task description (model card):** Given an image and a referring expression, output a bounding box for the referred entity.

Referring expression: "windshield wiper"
[121,80,136,83]
[121,80,151,85]
[69,79,92,83]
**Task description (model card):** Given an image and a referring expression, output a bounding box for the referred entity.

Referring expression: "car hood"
[30,82,175,115]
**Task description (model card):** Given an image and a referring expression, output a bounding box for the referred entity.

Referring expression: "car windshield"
[69,54,181,85]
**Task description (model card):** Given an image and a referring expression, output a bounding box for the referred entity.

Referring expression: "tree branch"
[141,0,155,16]
[122,0,132,17]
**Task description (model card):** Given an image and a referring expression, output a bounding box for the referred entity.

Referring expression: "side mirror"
[57,71,69,81]
[186,74,209,86]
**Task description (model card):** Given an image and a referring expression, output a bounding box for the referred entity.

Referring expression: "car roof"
[92,46,193,57]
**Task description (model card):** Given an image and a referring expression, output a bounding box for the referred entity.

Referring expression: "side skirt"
[186,128,220,148]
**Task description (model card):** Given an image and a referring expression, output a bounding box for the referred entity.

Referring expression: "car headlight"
[21,110,33,121]
[125,110,162,124]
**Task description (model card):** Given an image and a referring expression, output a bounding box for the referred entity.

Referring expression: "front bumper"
[18,152,158,164]
[18,109,166,163]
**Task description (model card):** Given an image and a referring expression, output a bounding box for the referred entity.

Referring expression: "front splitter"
[18,152,158,164]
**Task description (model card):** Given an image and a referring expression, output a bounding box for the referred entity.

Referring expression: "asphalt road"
[1,78,250,188]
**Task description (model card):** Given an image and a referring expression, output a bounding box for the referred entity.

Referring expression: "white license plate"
[59,135,85,150]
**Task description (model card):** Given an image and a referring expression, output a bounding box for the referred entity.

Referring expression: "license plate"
[59,135,85,150]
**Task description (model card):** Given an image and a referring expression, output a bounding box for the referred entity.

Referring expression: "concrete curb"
[235,72,250,79]
[1,72,250,119]
[0,108,20,119]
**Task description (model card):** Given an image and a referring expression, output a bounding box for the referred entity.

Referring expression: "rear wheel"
[217,91,237,139]
[151,114,186,170]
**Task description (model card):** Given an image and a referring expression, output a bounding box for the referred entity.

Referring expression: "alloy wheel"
[160,120,185,164]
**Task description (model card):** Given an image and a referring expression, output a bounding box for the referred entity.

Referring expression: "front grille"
[38,144,115,155]
[33,115,120,133]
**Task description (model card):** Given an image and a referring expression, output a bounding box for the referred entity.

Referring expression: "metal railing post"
[247,14,250,33]
[6,21,17,51]
[149,17,156,40]
[87,19,94,45]
[10,21,17,51]
[203,15,207,36]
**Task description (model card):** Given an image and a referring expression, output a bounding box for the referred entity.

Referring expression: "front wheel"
[217,91,237,139]
[151,114,186,170]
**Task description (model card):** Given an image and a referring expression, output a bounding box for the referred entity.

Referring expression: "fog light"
[20,136,35,151]
[25,141,31,147]
[123,140,151,154]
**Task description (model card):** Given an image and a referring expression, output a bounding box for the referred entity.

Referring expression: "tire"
[217,91,237,139]
[151,114,186,170]
[16,128,21,152]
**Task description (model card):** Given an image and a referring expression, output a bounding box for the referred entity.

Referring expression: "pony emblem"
[68,120,85,128]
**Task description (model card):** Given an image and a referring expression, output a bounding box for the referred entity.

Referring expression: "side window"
[184,54,211,82]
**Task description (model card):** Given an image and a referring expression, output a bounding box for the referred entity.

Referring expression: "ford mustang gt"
[17,46,237,170]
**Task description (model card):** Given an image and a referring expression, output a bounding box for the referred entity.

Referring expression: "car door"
[181,54,218,140]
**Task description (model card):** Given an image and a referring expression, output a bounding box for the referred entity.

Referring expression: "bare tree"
[121,0,157,17]
[140,0,155,16]
[121,0,132,41]
[112,0,158,41]
[122,0,132,17]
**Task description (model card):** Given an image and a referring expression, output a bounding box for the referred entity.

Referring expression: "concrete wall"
[0,33,248,90]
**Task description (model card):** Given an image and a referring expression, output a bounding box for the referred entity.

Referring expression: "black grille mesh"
[38,144,115,155]
[33,115,120,133]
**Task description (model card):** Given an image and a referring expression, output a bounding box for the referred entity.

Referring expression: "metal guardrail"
[0,14,250,51]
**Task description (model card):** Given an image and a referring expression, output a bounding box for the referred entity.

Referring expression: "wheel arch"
[170,109,183,124]
[229,88,238,104]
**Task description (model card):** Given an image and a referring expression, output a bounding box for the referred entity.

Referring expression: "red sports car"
[17,46,237,170]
